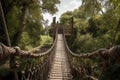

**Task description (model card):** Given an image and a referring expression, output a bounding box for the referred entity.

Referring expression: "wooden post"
[10,56,19,80]
[0,0,11,46]
[0,1,18,80]
[52,17,56,40]
[53,17,56,28]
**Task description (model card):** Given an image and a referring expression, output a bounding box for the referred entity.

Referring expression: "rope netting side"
[0,28,58,80]
[63,27,120,80]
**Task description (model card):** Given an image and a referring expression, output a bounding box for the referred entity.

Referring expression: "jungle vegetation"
[0,0,60,50]
[60,0,120,79]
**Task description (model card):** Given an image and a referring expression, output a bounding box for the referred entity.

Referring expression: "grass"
[40,35,53,46]
[28,35,53,52]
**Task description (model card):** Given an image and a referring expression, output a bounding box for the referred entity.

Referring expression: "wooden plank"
[48,34,72,80]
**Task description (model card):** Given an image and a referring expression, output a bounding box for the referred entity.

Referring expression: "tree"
[81,0,104,17]
[41,0,60,14]
[59,0,120,79]
[60,11,73,27]
[0,0,60,48]
[0,0,11,46]
[86,18,99,37]
[15,0,60,45]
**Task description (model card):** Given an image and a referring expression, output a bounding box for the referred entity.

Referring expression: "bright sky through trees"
[43,0,82,25]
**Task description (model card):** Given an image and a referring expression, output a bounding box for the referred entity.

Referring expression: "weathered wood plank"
[48,34,72,80]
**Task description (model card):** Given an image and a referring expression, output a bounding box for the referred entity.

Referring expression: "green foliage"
[0,0,60,49]
[41,35,53,46]
[0,67,11,76]
[6,6,19,44]
[60,0,120,53]
[41,0,60,14]
[60,11,73,27]
[72,33,92,53]
[86,18,99,37]
[101,60,120,80]
[19,32,32,50]
[60,1,120,79]
[0,66,14,80]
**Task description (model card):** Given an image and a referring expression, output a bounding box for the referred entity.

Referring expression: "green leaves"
[59,0,120,79]
[41,0,60,14]
[60,11,73,27]
[0,0,60,49]
[81,0,103,17]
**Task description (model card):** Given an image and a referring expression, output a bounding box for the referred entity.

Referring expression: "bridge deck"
[48,34,72,80]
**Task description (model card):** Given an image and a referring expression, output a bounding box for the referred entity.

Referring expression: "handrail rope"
[63,26,120,80]
[0,28,58,61]
[63,28,120,60]
[63,27,120,80]
[0,27,58,80]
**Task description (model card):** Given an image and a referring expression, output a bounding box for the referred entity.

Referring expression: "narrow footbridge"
[48,34,72,80]
[0,28,120,80]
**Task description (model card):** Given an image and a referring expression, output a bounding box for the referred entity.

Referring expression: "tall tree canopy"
[60,0,120,79]
[0,0,60,49]
[60,0,120,53]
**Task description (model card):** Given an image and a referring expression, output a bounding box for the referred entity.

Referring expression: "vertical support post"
[10,56,19,80]
[0,0,11,46]
[52,17,56,40]
[53,17,56,27]
[0,1,18,80]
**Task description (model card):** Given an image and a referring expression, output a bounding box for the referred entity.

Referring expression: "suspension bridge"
[0,25,120,80]
[0,2,120,79]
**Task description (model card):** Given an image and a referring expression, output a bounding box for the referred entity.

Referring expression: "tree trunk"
[110,19,120,48]
[0,0,11,46]
[14,5,27,45]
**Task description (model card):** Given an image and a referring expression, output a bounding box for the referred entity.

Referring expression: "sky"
[43,0,82,25]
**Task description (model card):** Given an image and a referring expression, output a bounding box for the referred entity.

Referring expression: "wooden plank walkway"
[48,34,72,80]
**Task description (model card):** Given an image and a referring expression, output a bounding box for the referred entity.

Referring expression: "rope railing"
[63,27,120,80]
[0,28,58,80]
